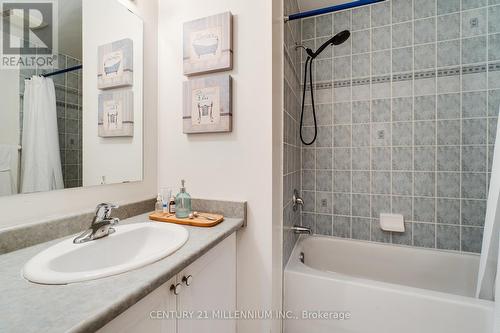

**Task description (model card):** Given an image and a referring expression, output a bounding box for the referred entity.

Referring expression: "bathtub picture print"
[183,74,232,133]
[98,38,134,89]
[98,91,134,137]
[190,28,222,60]
[192,86,221,125]
[183,12,232,76]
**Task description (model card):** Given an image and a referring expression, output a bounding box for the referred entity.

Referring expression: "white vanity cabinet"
[97,234,236,333]
[177,233,236,333]
[97,276,177,333]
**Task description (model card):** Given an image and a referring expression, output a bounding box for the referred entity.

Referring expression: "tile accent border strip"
[305,61,500,91]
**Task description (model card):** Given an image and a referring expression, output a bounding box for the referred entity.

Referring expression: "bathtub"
[284,236,495,333]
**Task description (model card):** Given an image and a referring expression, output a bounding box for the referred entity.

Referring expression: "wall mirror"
[0,0,143,197]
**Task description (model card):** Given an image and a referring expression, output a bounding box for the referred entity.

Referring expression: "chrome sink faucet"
[73,203,120,244]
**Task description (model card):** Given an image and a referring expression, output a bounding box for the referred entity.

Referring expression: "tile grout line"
[332,10,335,237]
[486,0,491,254]
[434,0,439,250]
[411,0,416,247]
[349,7,354,239]
[389,0,395,244]
[369,3,373,242]
[314,15,318,234]
[459,0,463,251]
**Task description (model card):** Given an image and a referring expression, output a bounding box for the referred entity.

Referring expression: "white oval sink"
[23,222,189,285]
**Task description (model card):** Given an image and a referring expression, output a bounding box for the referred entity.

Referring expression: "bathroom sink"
[23,222,189,285]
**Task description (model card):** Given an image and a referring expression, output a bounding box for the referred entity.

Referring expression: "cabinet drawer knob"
[182,275,193,286]
[170,283,182,295]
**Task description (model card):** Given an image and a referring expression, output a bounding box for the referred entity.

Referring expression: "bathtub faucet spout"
[292,225,312,235]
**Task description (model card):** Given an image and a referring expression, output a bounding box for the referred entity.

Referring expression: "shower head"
[306,30,351,59]
[331,30,351,45]
[300,29,351,145]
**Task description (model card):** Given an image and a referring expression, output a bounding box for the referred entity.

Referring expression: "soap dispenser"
[175,179,192,218]
[155,194,163,214]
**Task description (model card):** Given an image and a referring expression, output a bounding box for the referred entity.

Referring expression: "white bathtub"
[284,236,495,333]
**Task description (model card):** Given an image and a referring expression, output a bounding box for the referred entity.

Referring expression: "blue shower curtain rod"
[285,0,386,22]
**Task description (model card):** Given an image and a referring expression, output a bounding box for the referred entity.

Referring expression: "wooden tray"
[149,212,224,227]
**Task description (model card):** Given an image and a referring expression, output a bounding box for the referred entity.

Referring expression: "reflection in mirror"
[0,0,143,197]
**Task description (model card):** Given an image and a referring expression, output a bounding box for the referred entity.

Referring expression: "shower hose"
[300,56,317,146]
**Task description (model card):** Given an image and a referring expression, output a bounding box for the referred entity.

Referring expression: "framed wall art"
[98,91,134,137]
[98,38,134,89]
[183,12,233,76]
[183,74,232,134]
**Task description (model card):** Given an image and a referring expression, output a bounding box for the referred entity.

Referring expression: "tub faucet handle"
[293,189,304,211]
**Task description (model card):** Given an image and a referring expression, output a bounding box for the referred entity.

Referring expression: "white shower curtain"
[477,106,500,301]
[21,76,64,193]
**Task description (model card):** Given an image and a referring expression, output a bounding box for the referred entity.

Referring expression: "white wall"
[0,68,20,193]
[0,70,20,146]
[0,0,157,229]
[82,0,143,186]
[58,0,82,59]
[158,0,282,332]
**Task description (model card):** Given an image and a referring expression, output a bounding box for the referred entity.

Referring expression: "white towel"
[0,172,12,196]
[0,144,12,172]
[0,144,18,195]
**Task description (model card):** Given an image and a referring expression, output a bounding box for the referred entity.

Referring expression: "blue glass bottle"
[175,179,192,218]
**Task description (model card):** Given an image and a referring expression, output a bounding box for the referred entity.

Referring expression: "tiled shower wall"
[299,0,500,253]
[55,56,83,188]
[20,54,83,189]
[283,0,302,265]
